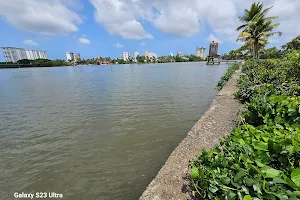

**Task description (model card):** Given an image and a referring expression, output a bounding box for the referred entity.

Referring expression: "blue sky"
[0,0,298,61]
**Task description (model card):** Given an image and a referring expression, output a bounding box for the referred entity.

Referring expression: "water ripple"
[0,62,229,200]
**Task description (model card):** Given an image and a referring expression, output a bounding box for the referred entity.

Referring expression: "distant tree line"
[16,59,70,67]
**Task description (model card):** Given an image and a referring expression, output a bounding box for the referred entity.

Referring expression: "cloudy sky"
[0,0,298,60]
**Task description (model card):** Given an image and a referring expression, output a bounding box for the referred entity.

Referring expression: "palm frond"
[236,24,248,31]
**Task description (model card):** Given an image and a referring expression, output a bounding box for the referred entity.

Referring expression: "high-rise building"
[1,47,27,63]
[133,52,138,62]
[176,52,182,57]
[196,47,206,59]
[169,52,173,57]
[209,41,219,57]
[66,52,74,61]
[121,52,130,61]
[74,53,80,61]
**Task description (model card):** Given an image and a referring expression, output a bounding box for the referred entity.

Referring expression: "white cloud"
[113,43,124,48]
[1,0,298,45]
[88,0,299,44]
[206,34,223,44]
[267,0,300,42]
[89,0,153,40]
[152,3,200,37]
[62,0,84,10]
[23,39,38,46]
[78,37,91,44]
[0,0,82,35]
[140,42,145,46]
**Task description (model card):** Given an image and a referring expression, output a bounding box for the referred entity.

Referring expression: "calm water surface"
[0,62,230,200]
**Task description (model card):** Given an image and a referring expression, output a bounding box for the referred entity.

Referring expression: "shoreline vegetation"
[0,54,206,69]
[190,50,300,200]
[188,2,300,199]
[216,63,240,91]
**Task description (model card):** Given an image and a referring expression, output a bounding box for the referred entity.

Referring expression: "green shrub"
[236,55,300,102]
[216,64,240,90]
[190,124,300,200]
[190,51,300,200]
[243,96,300,127]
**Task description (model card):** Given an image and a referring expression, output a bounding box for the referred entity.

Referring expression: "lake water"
[0,62,229,200]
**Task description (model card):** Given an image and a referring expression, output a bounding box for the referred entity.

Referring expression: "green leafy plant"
[236,54,300,102]
[216,64,240,90]
[243,95,300,126]
[190,124,300,200]
[190,51,300,199]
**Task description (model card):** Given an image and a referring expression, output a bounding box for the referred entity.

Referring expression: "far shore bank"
[0,61,206,69]
[0,61,241,69]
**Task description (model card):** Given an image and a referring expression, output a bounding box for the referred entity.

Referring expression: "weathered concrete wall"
[139,69,243,200]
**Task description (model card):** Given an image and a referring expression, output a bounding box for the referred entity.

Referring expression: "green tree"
[17,59,31,65]
[282,35,300,51]
[236,2,282,58]
[260,47,282,59]
[136,55,145,63]
[175,56,184,62]
[32,59,52,67]
[51,59,69,66]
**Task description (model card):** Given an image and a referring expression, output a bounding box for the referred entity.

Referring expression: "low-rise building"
[1,47,27,62]
[26,50,47,60]
[1,47,47,63]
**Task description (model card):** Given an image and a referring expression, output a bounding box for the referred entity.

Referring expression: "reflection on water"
[0,62,229,200]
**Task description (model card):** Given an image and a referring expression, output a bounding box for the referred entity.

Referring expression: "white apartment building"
[1,47,27,63]
[133,52,138,62]
[121,52,130,61]
[66,52,74,61]
[1,47,48,62]
[38,50,47,59]
[144,51,157,59]
[196,47,206,59]
[74,53,80,61]
[177,52,182,57]
[169,52,173,57]
[26,50,48,60]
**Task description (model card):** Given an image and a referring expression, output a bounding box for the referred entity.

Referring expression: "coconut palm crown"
[236,2,282,58]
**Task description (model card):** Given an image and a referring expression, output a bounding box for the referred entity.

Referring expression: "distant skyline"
[0,0,298,61]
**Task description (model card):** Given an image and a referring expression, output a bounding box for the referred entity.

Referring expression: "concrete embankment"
[139,69,243,200]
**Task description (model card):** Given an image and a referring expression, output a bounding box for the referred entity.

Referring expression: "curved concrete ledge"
[139,69,243,200]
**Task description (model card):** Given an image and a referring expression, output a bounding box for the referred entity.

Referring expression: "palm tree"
[236,2,282,58]
[238,34,269,55]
